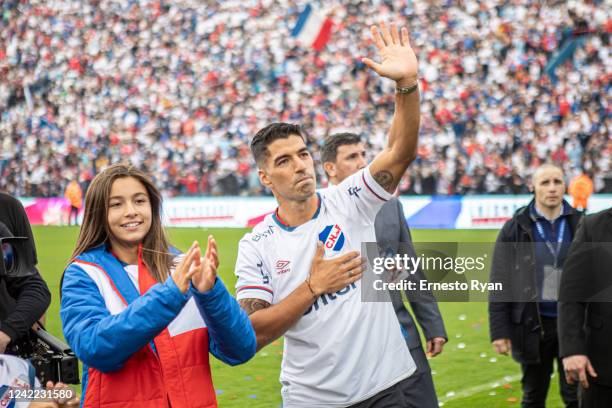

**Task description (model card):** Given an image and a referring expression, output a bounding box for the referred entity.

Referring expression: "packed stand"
[0,0,610,197]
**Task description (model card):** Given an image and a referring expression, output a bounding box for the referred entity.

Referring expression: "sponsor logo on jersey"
[348,186,362,198]
[251,225,275,242]
[318,224,345,251]
[303,282,357,315]
[275,260,291,275]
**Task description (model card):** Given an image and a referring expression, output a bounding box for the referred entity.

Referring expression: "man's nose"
[295,157,307,172]
[357,157,368,169]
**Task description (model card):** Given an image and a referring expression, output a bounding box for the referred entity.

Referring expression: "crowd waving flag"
[291,4,334,51]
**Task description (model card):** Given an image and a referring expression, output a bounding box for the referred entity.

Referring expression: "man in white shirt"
[320,133,447,408]
[235,22,422,407]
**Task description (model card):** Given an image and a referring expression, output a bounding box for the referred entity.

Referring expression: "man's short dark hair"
[250,123,305,167]
[320,133,362,164]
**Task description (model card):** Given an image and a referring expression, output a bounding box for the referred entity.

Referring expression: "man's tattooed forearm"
[239,298,271,315]
[373,170,394,191]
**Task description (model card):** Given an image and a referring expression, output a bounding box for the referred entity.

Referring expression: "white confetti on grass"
[457,342,466,349]
[458,314,467,321]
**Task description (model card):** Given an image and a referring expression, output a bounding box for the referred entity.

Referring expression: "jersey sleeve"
[234,237,274,304]
[326,165,393,224]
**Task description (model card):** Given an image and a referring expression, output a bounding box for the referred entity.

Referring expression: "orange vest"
[569,175,593,206]
[64,182,83,208]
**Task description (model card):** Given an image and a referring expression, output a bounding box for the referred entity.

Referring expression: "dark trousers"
[579,381,612,408]
[521,317,578,408]
[69,205,79,225]
[349,346,438,408]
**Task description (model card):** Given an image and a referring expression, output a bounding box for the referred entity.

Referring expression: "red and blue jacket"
[60,244,256,407]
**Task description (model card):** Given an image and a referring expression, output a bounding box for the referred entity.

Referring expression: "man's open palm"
[362,21,418,87]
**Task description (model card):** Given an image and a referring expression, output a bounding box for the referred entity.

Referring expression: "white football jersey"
[0,355,41,408]
[235,166,415,407]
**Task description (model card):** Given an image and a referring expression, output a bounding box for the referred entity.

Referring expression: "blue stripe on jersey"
[272,193,321,231]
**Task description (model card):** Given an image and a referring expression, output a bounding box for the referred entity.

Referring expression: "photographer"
[0,194,79,407]
[0,192,51,354]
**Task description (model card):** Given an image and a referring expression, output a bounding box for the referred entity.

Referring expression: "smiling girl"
[60,164,255,408]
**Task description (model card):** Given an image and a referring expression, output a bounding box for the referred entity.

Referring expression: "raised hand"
[172,242,200,294]
[362,21,418,87]
[191,235,220,293]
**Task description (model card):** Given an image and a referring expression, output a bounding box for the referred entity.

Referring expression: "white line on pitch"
[438,374,522,405]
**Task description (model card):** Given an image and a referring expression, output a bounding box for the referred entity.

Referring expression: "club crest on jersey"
[275,260,291,275]
[318,224,345,251]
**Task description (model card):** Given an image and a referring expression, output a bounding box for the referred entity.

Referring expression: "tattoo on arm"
[239,298,271,315]
[373,170,394,191]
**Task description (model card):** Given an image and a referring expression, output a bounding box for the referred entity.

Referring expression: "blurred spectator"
[568,170,594,211]
[0,0,609,197]
[63,179,82,225]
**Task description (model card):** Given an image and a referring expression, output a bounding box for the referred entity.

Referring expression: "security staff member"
[489,164,582,408]
[0,192,51,353]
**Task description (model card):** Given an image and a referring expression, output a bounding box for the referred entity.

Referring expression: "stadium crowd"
[0,0,610,197]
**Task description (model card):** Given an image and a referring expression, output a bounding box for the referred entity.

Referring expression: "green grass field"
[33,226,566,407]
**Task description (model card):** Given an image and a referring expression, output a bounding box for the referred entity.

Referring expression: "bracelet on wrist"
[396,81,419,95]
[305,276,318,299]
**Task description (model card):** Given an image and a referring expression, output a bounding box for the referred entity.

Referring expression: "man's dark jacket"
[0,192,51,343]
[488,200,582,364]
[375,197,447,350]
[558,207,612,387]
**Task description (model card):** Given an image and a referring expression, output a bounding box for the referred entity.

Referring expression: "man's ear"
[323,161,336,180]
[259,168,273,189]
